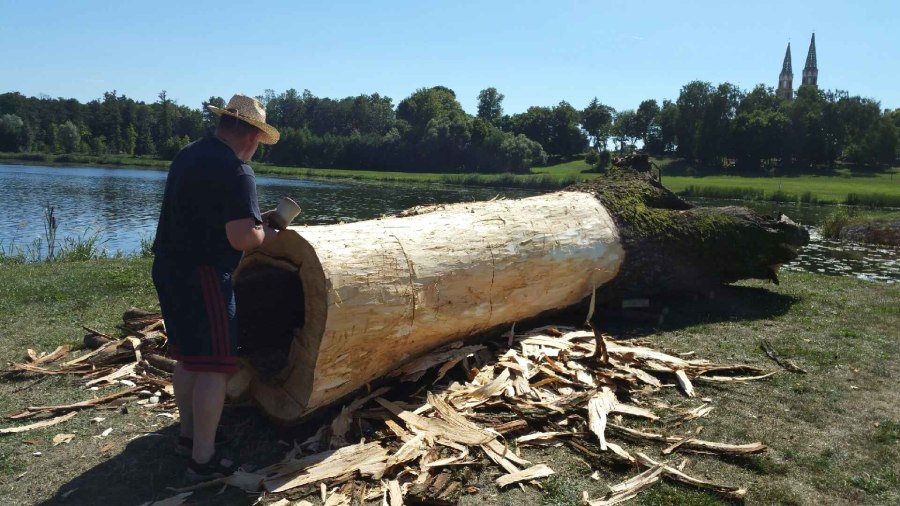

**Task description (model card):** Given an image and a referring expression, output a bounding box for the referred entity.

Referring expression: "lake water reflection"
[0,165,896,283]
[0,164,537,256]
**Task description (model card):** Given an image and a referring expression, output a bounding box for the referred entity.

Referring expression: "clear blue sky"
[2,0,897,114]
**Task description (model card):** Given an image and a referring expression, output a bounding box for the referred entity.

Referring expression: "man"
[151,94,280,482]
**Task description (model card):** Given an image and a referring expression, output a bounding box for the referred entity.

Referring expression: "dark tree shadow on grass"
[37,406,329,506]
[566,284,799,339]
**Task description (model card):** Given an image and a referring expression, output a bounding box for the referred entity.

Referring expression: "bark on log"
[566,169,809,298]
[232,169,808,422]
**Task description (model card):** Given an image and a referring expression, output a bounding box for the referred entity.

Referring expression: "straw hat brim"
[207,105,280,145]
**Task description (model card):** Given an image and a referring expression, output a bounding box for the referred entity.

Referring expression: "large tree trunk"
[231,169,808,422]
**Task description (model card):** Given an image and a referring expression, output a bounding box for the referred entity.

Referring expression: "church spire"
[802,33,818,88]
[778,42,793,100]
[782,43,793,74]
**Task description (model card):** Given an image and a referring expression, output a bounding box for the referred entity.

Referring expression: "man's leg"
[191,371,228,464]
[173,361,196,438]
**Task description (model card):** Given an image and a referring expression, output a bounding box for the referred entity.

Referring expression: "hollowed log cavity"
[234,260,305,382]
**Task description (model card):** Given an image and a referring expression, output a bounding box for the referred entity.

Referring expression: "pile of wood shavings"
[2,309,176,431]
[3,311,775,505]
[168,325,773,505]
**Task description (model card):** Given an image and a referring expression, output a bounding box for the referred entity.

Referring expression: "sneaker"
[175,432,231,457]
[185,454,235,483]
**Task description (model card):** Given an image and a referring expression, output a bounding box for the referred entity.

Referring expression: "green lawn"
[0,258,897,505]
[662,172,900,205]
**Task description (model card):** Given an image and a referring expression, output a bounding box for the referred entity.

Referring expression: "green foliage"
[821,208,853,238]
[2,81,896,175]
[613,109,640,151]
[654,80,899,171]
[508,101,587,158]
[57,120,81,153]
[0,113,25,151]
[138,234,154,258]
[585,149,611,171]
[160,135,191,160]
[653,99,679,155]
[56,228,108,262]
[581,97,615,151]
[476,87,504,125]
[0,238,44,264]
[845,193,900,207]
[0,90,202,158]
[397,86,466,136]
[635,99,660,146]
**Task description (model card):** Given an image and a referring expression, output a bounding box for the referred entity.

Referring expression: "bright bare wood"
[234,191,624,421]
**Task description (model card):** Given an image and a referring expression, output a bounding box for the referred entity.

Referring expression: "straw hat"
[207,94,280,145]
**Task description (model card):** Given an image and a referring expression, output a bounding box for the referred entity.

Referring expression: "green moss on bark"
[567,169,809,299]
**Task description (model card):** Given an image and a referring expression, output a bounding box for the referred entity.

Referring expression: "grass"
[663,172,900,206]
[0,258,897,505]
[0,151,169,169]
[0,228,111,264]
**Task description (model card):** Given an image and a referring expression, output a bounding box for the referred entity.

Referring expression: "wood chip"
[588,388,617,450]
[607,423,767,455]
[516,431,574,445]
[496,464,555,487]
[761,339,807,374]
[635,452,746,499]
[85,362,138,387]
[52,433,76,445]
[586,465,663,505]
[32,345,72,365]
[695,372,777,383]
[396,345,486,380]
[377,394,495,446]
[387,479,403,506]
[0,412,77,434]
[21,386,141,418]
[674,370,695,397]
[323,491,351,506]
[264,441,390,493]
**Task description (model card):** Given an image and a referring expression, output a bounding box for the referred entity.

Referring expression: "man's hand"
[261,222,277,246]
[261,209,276,225]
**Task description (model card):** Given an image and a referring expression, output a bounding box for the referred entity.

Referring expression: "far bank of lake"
[0,164,897,283]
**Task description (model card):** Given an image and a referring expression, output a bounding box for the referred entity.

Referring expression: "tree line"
[0,81,897,173]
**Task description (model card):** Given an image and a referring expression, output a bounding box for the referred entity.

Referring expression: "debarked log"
[232,169,808,422]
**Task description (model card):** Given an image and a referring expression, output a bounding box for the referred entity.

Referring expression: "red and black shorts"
[152,256,239,374]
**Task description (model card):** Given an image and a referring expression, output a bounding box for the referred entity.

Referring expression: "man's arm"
[225,218,276,251]
[224,168,273,251]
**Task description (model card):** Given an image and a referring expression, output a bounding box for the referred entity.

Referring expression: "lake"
[0,164,897,283]
[0,164,537,255]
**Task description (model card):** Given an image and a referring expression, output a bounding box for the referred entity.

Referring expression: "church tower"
[778,43,793,100]
[802,33,818,88]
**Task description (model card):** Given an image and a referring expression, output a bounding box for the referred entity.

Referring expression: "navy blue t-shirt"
[152,137,262,271]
